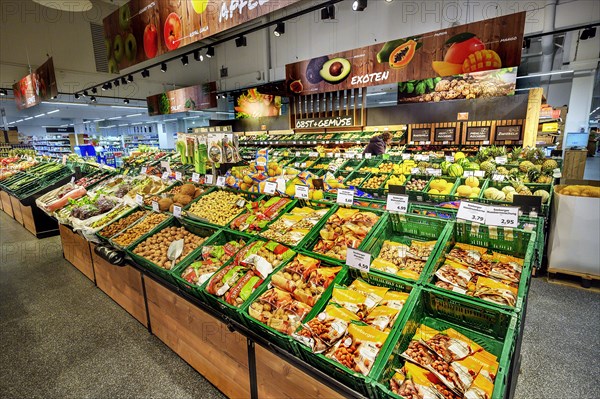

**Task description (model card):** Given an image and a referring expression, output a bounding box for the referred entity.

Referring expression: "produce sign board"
[13,58,58,110]
[103,0,301,72]
[234,88,282,119]
[286,12,525,95]
[434,127,455,142]
[147,82,217,116]
[295,115,354,129]
[466,126,491,141]
[495,125,522,141]
[410,128,431,142]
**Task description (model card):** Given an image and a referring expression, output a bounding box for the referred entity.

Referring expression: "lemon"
[191,0,209,13]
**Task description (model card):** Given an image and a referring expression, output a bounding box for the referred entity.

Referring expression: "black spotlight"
[235,36,247,47]
[124,99,130,104]
[321,5,335,20]
[75,93,80,99]
[107,82,113,90]
[141,69,149,78]
[90,96,97,103]
[114,79,120,87]
[352,0,367,11]
[161,62,167,72]
[181,55,189,65]
[581,27,596,40]
[91,87,97,94]
[194,49,202,61]
[523,38,531,49]
[101,84,107,91]
[0,88,7,96]
[274,22,285,37]
[83,90,88,97]
[121,77,127,85]
[206,46,215,58]
[127,74,133,82]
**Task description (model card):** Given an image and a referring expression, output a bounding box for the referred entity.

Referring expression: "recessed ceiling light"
[24,117,34,121]
[108,116,122,120]
[126,113,142,117]
[161,62,167,72]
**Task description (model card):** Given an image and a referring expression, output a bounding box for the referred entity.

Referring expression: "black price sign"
[312,178,324,190]
[495,125,522,141]
[388,184,406,194]
[466,126,490,141]
[513,194,542,213]
[434,127,456,142]
[411,128,430,142]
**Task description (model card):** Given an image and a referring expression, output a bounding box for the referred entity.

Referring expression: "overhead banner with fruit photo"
[234,88,282,119]
[147,82,217,116]
[286,12,525,95]
[103,0,301,72]
[13,58,58,110]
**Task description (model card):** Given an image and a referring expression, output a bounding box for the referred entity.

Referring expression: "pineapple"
[519,161,535,173]
[542,159,559,173]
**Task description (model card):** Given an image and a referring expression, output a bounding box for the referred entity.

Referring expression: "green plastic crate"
[480,181,553,216]
[362,213,452,284]
[424,221,536,313]
[359,173,392,198]
[226,196,297,236]
[340,159,364,172]
[404,175,432,201]
[423,176,459,203]
[109,212,173,251]
[344,171,371,187]
[126,218,220,284]
[448,177,487,202]
[293,268,418,397]
[95,206,146,243]
[370,287,518,399]
[357,159,383,172]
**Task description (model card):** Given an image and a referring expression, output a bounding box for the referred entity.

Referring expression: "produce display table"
[59,224,95,282]
[0,190,12,217]
[20,202,59,238]
[9,195,23,225]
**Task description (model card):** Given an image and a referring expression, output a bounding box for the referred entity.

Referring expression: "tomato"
[444,37,485,65]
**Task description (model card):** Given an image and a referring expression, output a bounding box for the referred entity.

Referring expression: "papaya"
[389,40,417,69]
[377,38,406,64]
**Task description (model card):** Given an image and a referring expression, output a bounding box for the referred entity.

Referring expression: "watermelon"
[448,164,463,177]
[457,158,470,167]
[440,161,451,174]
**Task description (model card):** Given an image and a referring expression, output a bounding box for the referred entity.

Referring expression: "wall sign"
[13,58,58,110]
[147,82,217,116]
[495,125,522,141]
[46,127,75,133]
[286,13,525,95]
[295,115,354,129]
[434,127,455,142]
[466,126,491,141]
[411,128,431,142]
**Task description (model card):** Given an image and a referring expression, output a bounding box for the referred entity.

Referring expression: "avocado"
[306,56,329,84]
[319,57,351,84]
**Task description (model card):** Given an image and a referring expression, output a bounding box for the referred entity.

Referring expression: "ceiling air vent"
[90,23,108,73]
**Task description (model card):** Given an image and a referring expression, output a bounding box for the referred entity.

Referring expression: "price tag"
[295,152,301,157]
[414,154,422,161]
[422,155,430,161]
[346,248,371,272]
[344,153,354,159]
[192,172,200,183]
[425,141,431,145]
[216,176,226,187]
[160,161,171,172]
[445,155,455,162]
[457,202,488,224]
[173,205,182,218]
[336,189,354,205]
[175,171,182,181]
[474,171,486,178]
[162,171,170,180]
[365,153,372,159]
[313,141,317,145]
[486,206,519,228]
[309,152,319,158]
[553,168,562,178]
[70,176,75,184]
[386,193,409,213]
[141,166,147,174]
[411,168,421,174]
[463,171,475,177]
[135,194,144,206]
[443,141,449,145]
[495,156,507,165]
[356,153,363,159]
[294,162,300,168]
[326,153,334,158]
[334,153,341,158]
[276,177,286,193]
[402,154,411,161]
[295,185,309,199]
[293,141,297,145]
[264,181,277,195]
[492,174,506,182]
[205,174,214,185]
[62,155,67,165]
[483,140,490,145]
[152,201,160,212]
[429,168,442,176]
[409,141,415,145]
[236,199,246,208]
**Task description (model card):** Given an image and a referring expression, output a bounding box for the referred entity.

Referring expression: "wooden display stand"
[144,277,251,399]
[1,191,13,217]
[562,149,587,180]
[91,245,148,327]
[20,203,59,238]
[59,224,95,282]
[10,195,23,225]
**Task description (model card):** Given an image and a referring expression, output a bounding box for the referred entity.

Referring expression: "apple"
[119,4,130,30]
[143,23,158,59]
[191,0,209,14]
[164,12,182,51]
[125,33,137,62]
[113,35,124,62]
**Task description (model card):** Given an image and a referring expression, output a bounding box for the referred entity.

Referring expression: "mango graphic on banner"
[191,0,209,14]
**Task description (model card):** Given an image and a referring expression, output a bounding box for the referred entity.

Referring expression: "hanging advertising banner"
[286,12,525,96]
[103,0,301,72]
[234,88,282,119]
[13,58,58,110]
[147,82,217,116]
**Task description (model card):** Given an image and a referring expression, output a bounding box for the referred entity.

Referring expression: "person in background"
[363,132,392,156]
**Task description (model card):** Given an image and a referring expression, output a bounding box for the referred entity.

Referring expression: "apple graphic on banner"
[125,33,137,62]
[113,35,124,62]
[164,13,182,51]
[144,23,158,59]
[191,0,209,14]
[108,58,119,74]
[119,4,130,30]
[105,37,112,59]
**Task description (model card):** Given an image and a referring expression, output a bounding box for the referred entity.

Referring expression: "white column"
[564,74,595,146]
[157,122,175,149]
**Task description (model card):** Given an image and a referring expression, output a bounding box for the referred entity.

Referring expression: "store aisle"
[1,212,599,399]
[0,212,225,399]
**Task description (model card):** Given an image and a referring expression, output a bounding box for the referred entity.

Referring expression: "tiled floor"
[584,156,600,180]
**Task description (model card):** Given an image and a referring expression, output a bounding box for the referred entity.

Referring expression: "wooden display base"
[59,224,95,282]
[548,268,600,291]
[10,195,22,224]
[91,245,148,327]
[20,203,59,238]
[144,276,251,399]
[1,191,13,217]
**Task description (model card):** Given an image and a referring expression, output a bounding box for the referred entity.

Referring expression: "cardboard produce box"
[547,180,600,277]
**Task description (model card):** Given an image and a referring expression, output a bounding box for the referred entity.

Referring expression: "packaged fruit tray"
[344,172,371,188]
[228,196,295,236]
[203,239,296,324]
[405,175,432,201]
[184,189,263,227]
[423,176,459,203]
[480,181,553,216]
[127,218,219,284]
[303,205,385,264]
[172,228,251,302]
[292,268,418,397]
[423,221,536,313]
[363,213,452,284]
[448,177,485,202]
[370,288,518,399]
[241,252,347,354]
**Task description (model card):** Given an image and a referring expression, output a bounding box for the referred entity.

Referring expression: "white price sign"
[160,161,171,172]
[425,141,431,145]
[457,202,488,224]
[365,153,372,159]
[426,168,441,176]
[295,185,309,199]
[326,153,334,158]
[346,248,371,272]
[486,206,519,228]
[135,194,144,206]
[414,154,423,161]
[336,189,355,205]
[216,176,226,187]
[62,155,67,165]
[483,140,490,145]
[402,154,411,161]
[264,181,277,195]
[495,156,508,165]
[162,171,170,180]
[356,153,363,159]
[386,194,409,213]
[152,201,160,212]
[411,168,421,174]
[191,173,200,183]
[492,174,506,182]
[296,152,301,157]
[205,174,214,185]
[173,205,182,218]
[344,153,354,159]
[309,152,319,158]
[141,166,147,174]
[463,171,475,177]
[175,171,182,181]
[474,171,486,178]
[70,176,75,184]
[445,155,455,162]
[334,153,341,158]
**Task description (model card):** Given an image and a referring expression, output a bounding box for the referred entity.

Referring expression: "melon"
[502,186,516,195]
[506,191,515,202]
[483,187,499,199]
[534,189,550,203]
[448,164,464,177]
[456,185,472,197]
[491,190,506,201]
[454,152,466,160]
[465,176,479,188]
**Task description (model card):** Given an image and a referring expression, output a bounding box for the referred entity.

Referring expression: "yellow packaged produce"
[365,305,400,332]
[348,278,389,310]
[186,190,245,225]
[474,276,517,307]
[380,290,410,312]
[331,285,368,318]
[327,323,389,375]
